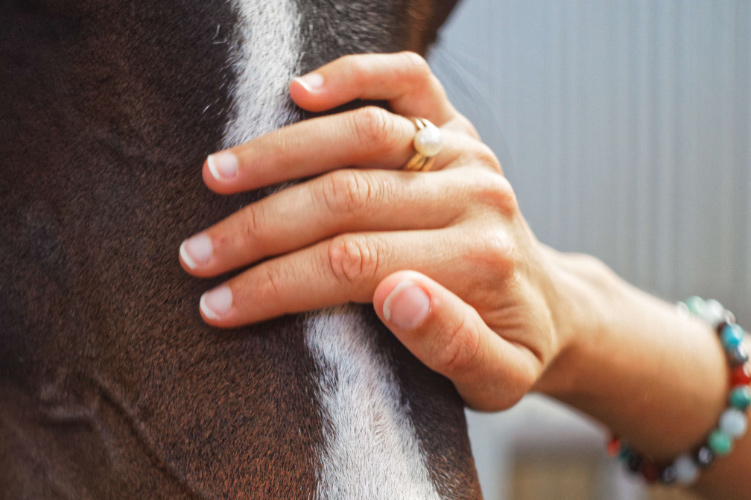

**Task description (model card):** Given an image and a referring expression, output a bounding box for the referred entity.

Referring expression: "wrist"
[532,248,619,397]
[535,250,729,460]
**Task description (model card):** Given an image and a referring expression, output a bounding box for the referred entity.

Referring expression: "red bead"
[641,462,661,484]
[731,363,751,386]
[608,436,622,457]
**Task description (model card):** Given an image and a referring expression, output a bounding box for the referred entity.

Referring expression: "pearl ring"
[402,117,443,172]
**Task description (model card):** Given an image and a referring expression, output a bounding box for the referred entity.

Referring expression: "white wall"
[429,1,751,498]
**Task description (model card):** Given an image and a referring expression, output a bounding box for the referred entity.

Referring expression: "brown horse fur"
[0,0,482,498]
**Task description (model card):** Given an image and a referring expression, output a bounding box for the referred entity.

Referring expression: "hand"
[179,52,575,411]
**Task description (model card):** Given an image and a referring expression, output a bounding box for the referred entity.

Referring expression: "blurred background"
[428,1,751,499]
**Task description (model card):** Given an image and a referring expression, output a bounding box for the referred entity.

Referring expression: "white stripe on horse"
[306,306,442,500]
[224,1,441,497]
[224,0,301,147]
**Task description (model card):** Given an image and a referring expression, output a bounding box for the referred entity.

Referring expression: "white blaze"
[306,306,442,500]
[224,0,301,146]
[225,2,441,497]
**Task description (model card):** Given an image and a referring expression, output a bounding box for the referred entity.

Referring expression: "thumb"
[373,270,537,411]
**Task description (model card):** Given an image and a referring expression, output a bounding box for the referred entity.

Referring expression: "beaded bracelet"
[608,297,751,486]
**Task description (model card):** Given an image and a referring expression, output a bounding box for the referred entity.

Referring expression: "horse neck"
[0,0,480,499]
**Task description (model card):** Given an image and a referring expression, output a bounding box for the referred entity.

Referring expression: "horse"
[0,0,483,497]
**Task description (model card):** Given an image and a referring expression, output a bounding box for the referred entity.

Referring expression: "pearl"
[413,123,442,157]
[719,408,748,438]
[703,299,726,327]
[674,454,699,485]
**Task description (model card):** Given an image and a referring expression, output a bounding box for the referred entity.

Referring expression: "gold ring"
[403,117,443,172]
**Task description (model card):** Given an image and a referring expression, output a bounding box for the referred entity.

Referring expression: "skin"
[179,52,751,498]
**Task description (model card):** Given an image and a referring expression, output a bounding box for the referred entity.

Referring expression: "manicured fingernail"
[200,286,233,320]
[383,280,430,330]
[207,151,238,181]
[180,234,213,269]
[294,73,324,92]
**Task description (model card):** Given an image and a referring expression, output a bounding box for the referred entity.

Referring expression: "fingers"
[290,52,456,126]
[373,270,540,411]
[181,168,470,277]
[203,107,471,194]
[197,229,456,328]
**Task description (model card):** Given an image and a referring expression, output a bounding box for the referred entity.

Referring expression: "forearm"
[538,248,750,498]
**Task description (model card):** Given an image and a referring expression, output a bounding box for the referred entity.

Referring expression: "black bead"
[695,446,715,469]
[730,344,750,366]
[660,465,678,485]
[716,320,734,337]
[626,451,644,473]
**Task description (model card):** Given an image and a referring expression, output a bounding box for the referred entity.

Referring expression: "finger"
[373,270,540,411]
[181,168,471,277]
[197,229,460,327]
[290,52,456,126]
[203,107,471,194]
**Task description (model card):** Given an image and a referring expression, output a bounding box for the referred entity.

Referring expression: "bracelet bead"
[694,446,715,469]
[660,465,678,485]
[729,344,750,366]
[609,297,750,487]
[684,296,707,316]
[708,429,733,456]
[641,463,661,484]
[730,385,751,411]
[674,454,699,485]
[719,408,748,438]
[721,324,745,349]
[731,364,751,385]
[627,452,644,472]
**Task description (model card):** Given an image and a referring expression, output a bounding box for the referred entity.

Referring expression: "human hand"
[179,52,576,411]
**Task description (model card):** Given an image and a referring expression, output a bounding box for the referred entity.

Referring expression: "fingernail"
[294,73,324,92]
[200,286,233,320]
[180,234,213,269]
[383,280,430,330]
[207,151,238,181]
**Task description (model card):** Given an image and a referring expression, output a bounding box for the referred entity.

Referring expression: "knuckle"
[468,229,516,279]
[473,171,518,216]
[435,315,482,376]
[239,204,266,250]
[256,264,284,309]
[266,128,290,157]
[469,143,503,173]
[326,234,382,285]
[341,53,365,73]
[399,51,431,79]
[321,170,373,216]
[455,115,482,141]
[352,106,398,151]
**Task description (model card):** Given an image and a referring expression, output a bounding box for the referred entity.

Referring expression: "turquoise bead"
[730,386,751,411]
[684,296,707,316]
[721,324,745,350]
[708,429,734,456]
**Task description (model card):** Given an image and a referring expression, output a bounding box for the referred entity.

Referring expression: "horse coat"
[0,0,482,498]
